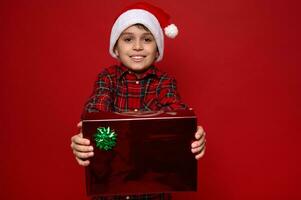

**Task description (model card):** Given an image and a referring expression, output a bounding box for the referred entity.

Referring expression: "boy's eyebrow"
[120,32,153,37]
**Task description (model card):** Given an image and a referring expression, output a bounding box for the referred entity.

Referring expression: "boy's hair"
[133,23,150,31]
[109,2,178,62]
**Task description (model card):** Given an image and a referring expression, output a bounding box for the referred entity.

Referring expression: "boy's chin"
[127,65,153,74]
[130,68,149,74]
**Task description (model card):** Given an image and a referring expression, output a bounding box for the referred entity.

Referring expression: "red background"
[1,0,300,199]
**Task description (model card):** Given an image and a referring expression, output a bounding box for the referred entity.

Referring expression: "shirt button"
[134,109,138,112]
[126,196,130,200]
[135,81,139,84]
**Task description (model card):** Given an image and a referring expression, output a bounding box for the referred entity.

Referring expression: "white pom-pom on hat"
[164,24,178,38]
[109,2,178,62]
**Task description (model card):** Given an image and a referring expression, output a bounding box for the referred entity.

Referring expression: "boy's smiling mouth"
[130,55,146,62]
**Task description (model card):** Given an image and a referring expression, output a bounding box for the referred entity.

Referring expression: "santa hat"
[109,2,178,62]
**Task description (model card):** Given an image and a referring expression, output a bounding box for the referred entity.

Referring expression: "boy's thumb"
[77,121,83,129]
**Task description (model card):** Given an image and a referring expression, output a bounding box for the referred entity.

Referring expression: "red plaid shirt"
[84,64,187,113]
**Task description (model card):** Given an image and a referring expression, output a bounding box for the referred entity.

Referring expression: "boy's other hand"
[70,121,94,166]
[191,126,206,160]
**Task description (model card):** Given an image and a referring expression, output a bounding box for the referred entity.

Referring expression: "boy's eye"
[144,37,153,42]
[123,37,132,42]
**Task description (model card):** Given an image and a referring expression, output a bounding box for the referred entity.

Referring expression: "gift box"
[82,110,198,197]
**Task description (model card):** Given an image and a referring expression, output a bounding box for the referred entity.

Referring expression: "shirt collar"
[116,63,163,80]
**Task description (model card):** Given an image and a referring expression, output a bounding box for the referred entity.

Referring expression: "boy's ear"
[114,48,119,57]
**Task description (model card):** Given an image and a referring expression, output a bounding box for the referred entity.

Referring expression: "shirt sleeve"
[83,70,114,113]
[157,76,188,111]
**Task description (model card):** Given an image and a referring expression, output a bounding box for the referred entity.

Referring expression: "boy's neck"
[120,63,155,78]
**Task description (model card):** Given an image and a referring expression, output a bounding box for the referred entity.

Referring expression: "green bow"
[94,127,117,151]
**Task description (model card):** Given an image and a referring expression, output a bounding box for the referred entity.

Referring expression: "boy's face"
[114,25,158,74]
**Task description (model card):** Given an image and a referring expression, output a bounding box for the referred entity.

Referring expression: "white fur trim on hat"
[109,9,164,62]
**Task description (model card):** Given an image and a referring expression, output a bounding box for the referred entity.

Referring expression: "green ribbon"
[94,127,117,151]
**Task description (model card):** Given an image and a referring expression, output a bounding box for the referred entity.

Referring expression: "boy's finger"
[191,136,206,148]
[195,126,205,140]
[71,143,93,152]
[191,141,205,154]
[73,150,94,159]
[75,157,90,166]
[71,134,90,145]
[191,140,199,148]
[195,148,205,160]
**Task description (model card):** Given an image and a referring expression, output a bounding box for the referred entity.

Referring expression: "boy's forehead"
[120,31,153,36]
[121,25,152,34]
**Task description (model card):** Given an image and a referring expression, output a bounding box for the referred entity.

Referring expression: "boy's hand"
[191,126,206,160]
[70,121,94,166]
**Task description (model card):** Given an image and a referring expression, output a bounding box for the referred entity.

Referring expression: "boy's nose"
[133,41,143,50]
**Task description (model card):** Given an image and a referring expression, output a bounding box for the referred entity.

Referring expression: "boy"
[71,2,206,200]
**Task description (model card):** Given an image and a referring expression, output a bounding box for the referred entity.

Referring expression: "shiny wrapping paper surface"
[82,110,198,196]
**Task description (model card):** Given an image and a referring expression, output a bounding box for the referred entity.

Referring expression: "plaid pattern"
[84,64,187,200]
[84,64,187,113]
